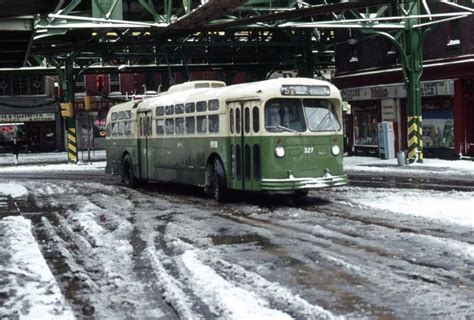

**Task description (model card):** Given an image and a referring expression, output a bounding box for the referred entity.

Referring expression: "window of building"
[75,73,85,93]
[0,76,11,96]
[12,75,29,96]
[353,105,378,146]
[109,73,121,93]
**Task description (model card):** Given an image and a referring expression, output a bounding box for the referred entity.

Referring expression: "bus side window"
[208,99,219,111]
[124,121,131,136]
[236,108,241,134]
[118,122,124,136]
[165,119,174,134]
[209,115,219,133]
[186,117,195,134]
[230,109,234,134]
[148,116,153,136]
[197,116,207,133]
[165,105,174,115]
[175,118,184,135]
[111,112,118,121]
[185,102,195,113]
[112,122,118,136]
[175,104,184,114]
[156,119,165,135]
[106,123,111,137]
[156,106,164,116]
[244,107,250,133]
[196,101,206,112]
[252,106,260,133]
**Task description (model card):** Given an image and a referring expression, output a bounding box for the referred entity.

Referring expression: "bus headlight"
[331,145,341,156]
[275,146,285,158]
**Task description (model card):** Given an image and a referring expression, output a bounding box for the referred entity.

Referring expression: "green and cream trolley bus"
[105,77,347,201]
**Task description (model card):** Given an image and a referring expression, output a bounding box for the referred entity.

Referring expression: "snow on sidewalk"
[0,184,75,319]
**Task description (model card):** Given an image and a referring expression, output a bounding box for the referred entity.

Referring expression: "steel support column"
[56,57,78,164]
[403,0,424,162]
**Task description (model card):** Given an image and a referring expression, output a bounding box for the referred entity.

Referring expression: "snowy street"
[1,154,473,319]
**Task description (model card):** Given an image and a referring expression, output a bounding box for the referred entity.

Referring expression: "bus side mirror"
[342,101,351,114]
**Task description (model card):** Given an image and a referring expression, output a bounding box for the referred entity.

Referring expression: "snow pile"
[344,156,474,178]
[0,162,105,172]
[181,250,292,319]
[0,183,28,198]
[0,216,75,319]
[323,187,474,228]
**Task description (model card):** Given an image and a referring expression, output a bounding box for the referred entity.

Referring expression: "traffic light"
[60,102,74,118]
[96,75,104,92]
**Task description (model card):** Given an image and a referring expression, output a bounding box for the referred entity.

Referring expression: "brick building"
[334,3,474,159]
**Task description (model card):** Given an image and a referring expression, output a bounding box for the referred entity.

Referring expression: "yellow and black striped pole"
[67,126,78,163]
[407,116,423,162]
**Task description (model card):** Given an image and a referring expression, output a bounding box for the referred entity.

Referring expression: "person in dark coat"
[12,138,20,165]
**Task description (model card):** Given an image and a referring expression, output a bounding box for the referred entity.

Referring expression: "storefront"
[342,79,456,158]
[0,110,62,153]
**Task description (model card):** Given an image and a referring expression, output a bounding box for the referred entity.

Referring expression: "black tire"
[212,159,227,202]
[293,189,309,202]
[121,154,137,187]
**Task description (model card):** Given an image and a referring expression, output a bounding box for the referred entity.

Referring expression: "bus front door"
[229,100,261,191]
[137,111,152,180]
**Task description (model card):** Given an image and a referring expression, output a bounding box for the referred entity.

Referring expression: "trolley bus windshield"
[304,99,341,132]
[265,99,306,132]
[265,98,341,133]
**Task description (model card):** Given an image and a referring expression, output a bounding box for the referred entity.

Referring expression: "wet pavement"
[1,162,473,319]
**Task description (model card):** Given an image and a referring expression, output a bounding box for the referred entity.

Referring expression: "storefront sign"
[0,113,55,123]
[342,79,454,101]
[381,99,397,122]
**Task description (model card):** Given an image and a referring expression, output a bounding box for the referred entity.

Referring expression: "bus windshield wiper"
[277,125,298,133]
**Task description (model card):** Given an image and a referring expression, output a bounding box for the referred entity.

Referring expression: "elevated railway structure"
[0,1,472,162]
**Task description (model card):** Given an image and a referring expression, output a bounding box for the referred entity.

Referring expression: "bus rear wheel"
[211,159,227,202]
[121,154,136,187]
[294,189,309,202]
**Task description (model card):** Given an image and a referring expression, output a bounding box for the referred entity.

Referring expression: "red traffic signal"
[96,75,104,92]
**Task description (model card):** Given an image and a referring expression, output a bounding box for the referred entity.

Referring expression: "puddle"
[211,233,273,247]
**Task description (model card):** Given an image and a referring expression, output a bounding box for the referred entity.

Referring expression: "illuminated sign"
[0,113,56,123]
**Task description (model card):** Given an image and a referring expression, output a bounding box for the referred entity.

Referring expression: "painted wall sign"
[342,79,455,101]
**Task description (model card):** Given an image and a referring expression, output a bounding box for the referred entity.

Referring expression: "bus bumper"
[260,174,348,191]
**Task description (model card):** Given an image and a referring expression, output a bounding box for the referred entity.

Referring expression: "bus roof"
[109,77,341,113]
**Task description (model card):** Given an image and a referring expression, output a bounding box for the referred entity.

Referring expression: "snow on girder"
[164,0,247,31]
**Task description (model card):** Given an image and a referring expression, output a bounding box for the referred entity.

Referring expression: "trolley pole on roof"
[403,0,424,163]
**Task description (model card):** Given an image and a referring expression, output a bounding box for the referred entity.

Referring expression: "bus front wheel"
[121,154,136,187]
[212,159,227,202]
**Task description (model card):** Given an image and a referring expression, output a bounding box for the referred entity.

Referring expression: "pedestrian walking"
[12,138,20,165]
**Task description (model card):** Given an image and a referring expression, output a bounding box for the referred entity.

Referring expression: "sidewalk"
[0,149,106,166]
[344,155,474,180]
